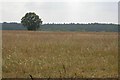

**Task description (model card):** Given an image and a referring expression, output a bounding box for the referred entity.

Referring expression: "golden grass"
[2,30,118,78]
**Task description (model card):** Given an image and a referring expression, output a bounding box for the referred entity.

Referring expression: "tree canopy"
[21,12,42,31]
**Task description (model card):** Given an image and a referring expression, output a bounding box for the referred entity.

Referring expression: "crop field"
[2,30,118,78]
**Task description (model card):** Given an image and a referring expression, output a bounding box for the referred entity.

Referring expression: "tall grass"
[2,31,118,78]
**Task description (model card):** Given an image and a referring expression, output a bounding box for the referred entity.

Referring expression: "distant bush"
[21,12,42,31]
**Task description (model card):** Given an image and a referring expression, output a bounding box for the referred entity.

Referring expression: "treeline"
[0,22,118,32]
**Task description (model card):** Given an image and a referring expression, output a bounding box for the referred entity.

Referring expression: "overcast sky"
[0,0,119,24]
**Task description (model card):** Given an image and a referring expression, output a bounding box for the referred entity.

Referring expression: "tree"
[21,12,42,31]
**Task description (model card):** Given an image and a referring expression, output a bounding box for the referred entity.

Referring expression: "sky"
[0,0,119,24]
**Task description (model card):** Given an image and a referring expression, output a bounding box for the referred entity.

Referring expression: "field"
[2,30,118,78]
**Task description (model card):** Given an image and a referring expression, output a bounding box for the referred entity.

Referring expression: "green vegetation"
[1,23,118,32]
[21,12,42,31]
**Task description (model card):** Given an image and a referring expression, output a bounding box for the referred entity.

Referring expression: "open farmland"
[2,30,118,78]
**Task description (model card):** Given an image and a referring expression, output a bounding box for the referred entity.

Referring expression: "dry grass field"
[2,30,118,78]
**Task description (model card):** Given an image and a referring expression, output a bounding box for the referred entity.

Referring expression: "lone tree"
[21,12,42,31]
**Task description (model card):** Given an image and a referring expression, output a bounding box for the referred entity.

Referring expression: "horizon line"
[1,22,118,25]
